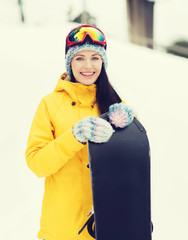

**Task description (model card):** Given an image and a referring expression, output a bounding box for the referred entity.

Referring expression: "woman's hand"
[108,103,135,128]
[72,117,114,144]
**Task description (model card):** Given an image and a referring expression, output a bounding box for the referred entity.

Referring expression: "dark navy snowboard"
[86,113,152,240]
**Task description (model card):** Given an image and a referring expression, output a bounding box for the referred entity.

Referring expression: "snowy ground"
[0,1,188,240]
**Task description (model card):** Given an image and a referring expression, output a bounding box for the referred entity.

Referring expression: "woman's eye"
[92,57,99,60]
[76,57,83,61]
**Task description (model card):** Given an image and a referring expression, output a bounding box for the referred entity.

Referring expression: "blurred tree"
[126,0,155,49]
[18,0,25,23]
[68,0,96,26]
[72,11,96,26]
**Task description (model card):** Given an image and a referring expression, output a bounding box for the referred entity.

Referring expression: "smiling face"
[71,50,103,85]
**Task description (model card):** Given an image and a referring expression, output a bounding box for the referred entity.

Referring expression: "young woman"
[25,25,134,240]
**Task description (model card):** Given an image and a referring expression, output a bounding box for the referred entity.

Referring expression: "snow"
[0,1,188,240]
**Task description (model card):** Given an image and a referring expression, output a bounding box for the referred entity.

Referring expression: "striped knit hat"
[65,43,108,77]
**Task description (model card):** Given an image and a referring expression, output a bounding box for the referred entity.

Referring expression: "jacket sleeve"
[25,98,85,178]
[121,99,126,104]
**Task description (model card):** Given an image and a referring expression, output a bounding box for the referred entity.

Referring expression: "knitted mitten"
[108,103,135,128]
[72,116,114,144]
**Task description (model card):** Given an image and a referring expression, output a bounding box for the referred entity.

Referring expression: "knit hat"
[65,43,108,77]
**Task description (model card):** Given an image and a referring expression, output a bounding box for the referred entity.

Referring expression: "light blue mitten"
[72,116,114,144]
[108,103,135,128]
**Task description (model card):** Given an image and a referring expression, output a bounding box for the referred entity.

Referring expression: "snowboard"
[84,113,152,240]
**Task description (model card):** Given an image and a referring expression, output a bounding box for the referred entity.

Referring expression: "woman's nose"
[84,60,92,68]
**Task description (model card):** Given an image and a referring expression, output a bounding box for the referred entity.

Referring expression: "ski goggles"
[66,25,107,48]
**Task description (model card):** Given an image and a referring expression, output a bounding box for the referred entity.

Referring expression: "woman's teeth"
[81,72,95,76]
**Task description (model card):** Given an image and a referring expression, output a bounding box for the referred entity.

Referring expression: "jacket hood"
[54,72,97,106]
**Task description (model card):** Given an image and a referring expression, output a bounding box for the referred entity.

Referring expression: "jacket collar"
[54,73,97,105]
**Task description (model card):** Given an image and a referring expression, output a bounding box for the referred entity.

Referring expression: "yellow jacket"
[25,73,100,240]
